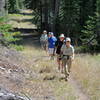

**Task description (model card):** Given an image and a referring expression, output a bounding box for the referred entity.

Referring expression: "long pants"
[40,41,48,50]
[62,56,72,77]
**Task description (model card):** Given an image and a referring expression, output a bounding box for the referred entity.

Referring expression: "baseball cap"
[66,37,71,42]
[59,34,65,38]
[49,32,54,35]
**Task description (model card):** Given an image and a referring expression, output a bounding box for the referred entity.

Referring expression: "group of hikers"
[40,30,75,80]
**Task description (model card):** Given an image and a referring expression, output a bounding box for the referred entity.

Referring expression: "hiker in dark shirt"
[55,34,65,72]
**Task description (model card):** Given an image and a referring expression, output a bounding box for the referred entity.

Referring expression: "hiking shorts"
[48,48,55,55]
[57,54,62,60]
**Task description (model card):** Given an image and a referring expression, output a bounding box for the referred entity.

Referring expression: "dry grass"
[21,46,78,100]
[6,10,78,99]
[72,54,100,100]
[7,9,99,100]
[22,44,100,100]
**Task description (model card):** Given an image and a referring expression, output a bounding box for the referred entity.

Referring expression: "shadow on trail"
[13,28,38,34]
[12,28,40,49]
[21,36,41,49]
[21,19,33,23]
[19,12,33,16]
[11,17,34,24]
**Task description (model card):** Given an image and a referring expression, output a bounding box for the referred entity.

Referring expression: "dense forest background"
[0,0,100,52]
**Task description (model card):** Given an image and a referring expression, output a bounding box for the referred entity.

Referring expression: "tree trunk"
[53,0,60,34]
[41,0,49,31]
[40,0,60,33]
[0,0,5,16]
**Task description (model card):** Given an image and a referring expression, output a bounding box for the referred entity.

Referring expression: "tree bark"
[53,0,60,33]
[0,0,5,16]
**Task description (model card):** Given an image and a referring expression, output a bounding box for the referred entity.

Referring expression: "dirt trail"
[8,10,91,100]
[22,37,90,100]
[69,76,90,100]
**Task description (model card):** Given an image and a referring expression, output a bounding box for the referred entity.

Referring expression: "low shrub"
[0,16,23,50]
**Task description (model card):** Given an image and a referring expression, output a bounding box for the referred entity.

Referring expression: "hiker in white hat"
[55,34,65,71]
[61,37,75,80]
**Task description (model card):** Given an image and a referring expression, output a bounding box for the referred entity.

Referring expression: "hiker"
[40,30,48,52]
[55,34,65,72]
[48,32,57,60]
[61,37,75,79]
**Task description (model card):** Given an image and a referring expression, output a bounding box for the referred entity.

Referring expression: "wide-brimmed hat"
[59,34,65,38]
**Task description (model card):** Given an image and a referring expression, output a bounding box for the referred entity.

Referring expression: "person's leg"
[57,55,60,70]
[62,57,68,78]
[48,48,51,58]
[50,48,55,60]
[45,42,48,54]
[61,60,64,72]
[43,42,47,52]
[41,41,46,51]
[41,41,44,49]
[43,42,46,50]
[59,55,63,71]
[48,48,54,60]
[67,58,72,73]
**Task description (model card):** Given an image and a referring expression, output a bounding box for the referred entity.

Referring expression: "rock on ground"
[0,87,30,100]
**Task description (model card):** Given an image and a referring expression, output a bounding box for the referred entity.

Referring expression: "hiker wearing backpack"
[61,37,75,79]
[48,32,57,60]
[40,30,48,52]
[55,34,65,72]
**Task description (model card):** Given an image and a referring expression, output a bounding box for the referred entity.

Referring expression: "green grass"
[8,14,25,17]
[8,12,37,29]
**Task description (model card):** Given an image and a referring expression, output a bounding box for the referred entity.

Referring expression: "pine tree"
[81,15,98,52]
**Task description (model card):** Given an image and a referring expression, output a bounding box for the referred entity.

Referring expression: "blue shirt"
[48,36,57,48]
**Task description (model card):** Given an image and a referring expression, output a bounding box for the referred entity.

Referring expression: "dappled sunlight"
[8,10,37,29]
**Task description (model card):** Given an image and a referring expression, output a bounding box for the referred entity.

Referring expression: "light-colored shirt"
[61,44,74,56]
[40,34,48,42]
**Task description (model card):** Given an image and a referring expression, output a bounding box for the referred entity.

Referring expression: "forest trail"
[7,10,91,100]
[22,37,90,100]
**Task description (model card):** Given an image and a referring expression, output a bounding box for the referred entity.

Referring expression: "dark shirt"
[55,39,64,54]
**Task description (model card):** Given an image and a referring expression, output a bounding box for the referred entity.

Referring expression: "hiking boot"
[65,76,68,81]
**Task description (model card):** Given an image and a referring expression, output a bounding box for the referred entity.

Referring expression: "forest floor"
[0,10,99,100]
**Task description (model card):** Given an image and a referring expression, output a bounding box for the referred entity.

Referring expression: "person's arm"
[55,40,58,50]
[61,45,64,55]
[44,34,48,41]
[40,34,43,41]
[71,47,75,60]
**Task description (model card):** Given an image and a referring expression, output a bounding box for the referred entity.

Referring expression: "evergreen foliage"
[0,0,100,52]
